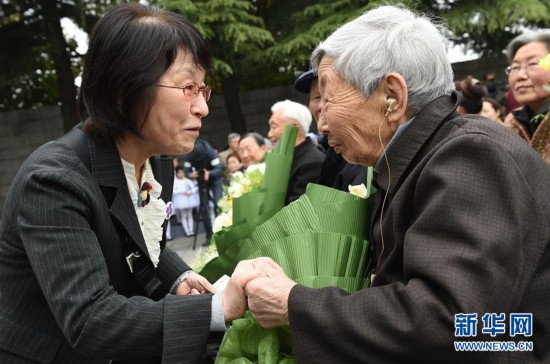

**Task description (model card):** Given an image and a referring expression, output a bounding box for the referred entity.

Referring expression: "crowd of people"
[0,2,549,364]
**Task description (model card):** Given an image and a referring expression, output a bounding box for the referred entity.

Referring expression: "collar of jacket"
[87,135,152,261]
[512,100,550,126]
[374,91,461,196]
[295,136,315,152]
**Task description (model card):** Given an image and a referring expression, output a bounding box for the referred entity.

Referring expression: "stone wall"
[0,107,65,217]
[200,85,308,150]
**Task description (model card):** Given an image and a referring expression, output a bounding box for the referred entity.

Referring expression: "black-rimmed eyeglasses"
[157,82,211,102]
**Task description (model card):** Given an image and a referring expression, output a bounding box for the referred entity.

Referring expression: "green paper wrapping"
[232,189,267,225]
[260,154,293,213]
[216,313,295,364]
[200,125,298,282]
[216,170,375,364]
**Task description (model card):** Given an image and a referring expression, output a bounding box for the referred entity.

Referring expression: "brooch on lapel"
[137,182,153,207]
[165,201,173,219]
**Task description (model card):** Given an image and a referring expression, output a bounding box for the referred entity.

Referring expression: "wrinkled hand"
[175,271,216,295]
[223,259,268,322]
[245,257,297,328]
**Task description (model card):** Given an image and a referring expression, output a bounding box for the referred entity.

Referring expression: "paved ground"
[166,219,210,264]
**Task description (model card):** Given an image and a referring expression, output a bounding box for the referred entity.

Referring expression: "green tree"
[2,0,550,133]
[431,0,550,57]
[162,0,275,133]
[0,0,119,132]
[260,0,372,75]
[257,0,550,82]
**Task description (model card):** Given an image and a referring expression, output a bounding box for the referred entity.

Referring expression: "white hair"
[311,5,455,115]
[270,99,312,135]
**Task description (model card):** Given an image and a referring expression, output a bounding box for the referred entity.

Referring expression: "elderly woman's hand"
[222,259,269,322]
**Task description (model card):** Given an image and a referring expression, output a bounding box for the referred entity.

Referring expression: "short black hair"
[455,76,486,114]
[483,97,503,115]
[79,3,211,141]
[227,152,241,162]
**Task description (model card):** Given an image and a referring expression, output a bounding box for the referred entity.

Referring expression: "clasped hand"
[175,271,216,295]
[223,257,297,327]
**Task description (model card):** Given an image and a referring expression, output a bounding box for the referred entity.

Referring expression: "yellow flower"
[539,53,550,71]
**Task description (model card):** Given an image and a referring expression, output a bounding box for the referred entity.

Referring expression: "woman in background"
[226,152,244,174]
[454,75,486,114]
[237,132,267,168]
[480,97,505,123]
[503,31,550,165]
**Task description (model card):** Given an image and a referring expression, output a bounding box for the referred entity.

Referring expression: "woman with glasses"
[504,31,550,166]
[0,3,258,363]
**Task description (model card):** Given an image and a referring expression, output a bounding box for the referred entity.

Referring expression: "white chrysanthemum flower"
[228,182,244,198]
[189,244,219,271]
[217,195,232,213]
[246,162,266,174]
[348,183,369,199]
[213,210,233,233]
[232,171,245,182]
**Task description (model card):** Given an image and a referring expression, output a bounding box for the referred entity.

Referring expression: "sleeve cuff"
[210,292,230,331]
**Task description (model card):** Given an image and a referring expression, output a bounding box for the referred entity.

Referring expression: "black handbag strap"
[58,126,166,299]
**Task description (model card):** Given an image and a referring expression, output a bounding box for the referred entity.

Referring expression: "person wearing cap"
[267,99,325,204]
[294,69,367,190]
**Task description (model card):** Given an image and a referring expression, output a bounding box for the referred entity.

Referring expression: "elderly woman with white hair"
[503,31,550,165]
[267,99,325,204]
[235,5,550,363]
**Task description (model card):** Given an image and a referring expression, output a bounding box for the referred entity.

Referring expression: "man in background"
[218,132,241,169]
[181,139,222,242]
[267,99,325,204]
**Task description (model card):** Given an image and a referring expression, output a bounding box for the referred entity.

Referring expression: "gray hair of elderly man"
[310,5,455,115]
[271,99,312,135]
[227,132,241,143]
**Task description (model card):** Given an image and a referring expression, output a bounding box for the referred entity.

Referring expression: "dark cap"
[294,69,317,93]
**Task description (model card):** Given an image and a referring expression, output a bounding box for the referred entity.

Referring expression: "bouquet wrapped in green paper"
[215,168,376,364]
[200,125,298,282]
